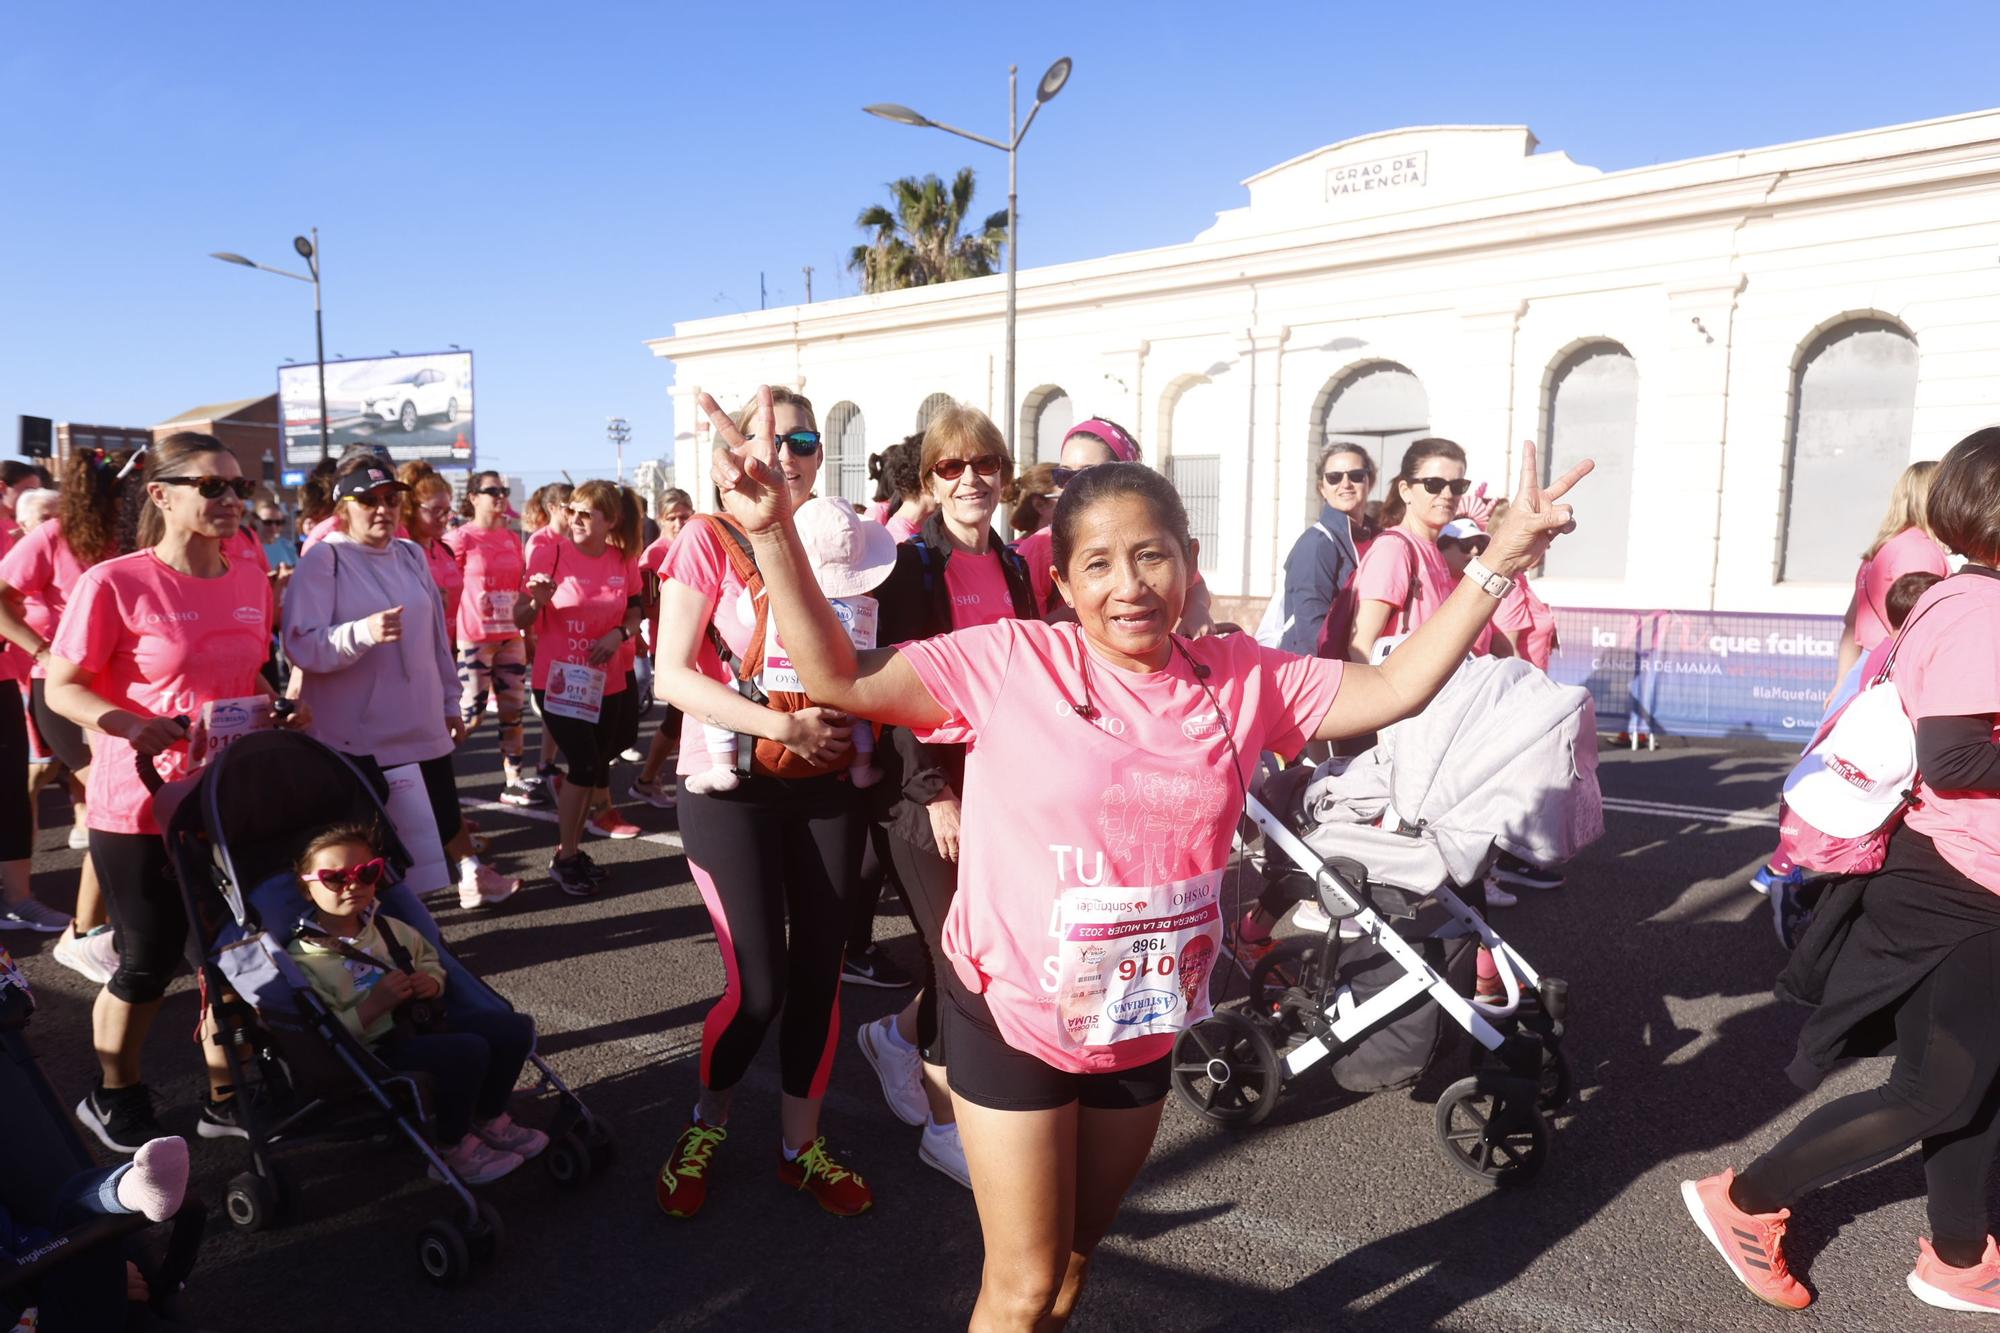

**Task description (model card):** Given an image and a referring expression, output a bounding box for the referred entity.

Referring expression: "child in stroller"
[286,823,546,1186]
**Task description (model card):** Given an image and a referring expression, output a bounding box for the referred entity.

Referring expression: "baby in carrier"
[284,823,546,1185]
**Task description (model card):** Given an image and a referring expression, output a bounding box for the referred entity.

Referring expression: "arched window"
[1309,362,1429,520]
[1542,341,1638,580]
[1780,319,1919,584]
[1021,385,1073,463]
[824,401,867,504]
[915,393,956,434]
[1167,377,1224,574]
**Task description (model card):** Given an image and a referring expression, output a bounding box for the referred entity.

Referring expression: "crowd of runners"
[4,402,2000,1331]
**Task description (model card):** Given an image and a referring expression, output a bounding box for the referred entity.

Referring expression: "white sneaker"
[919,1119,972,1189]
[1290,901,1333,935]
[0,898,70,933]
[458,860,521,909]
[66,824,90,851]
[430,1133,524,1186]
[475,1111,548,1160]
[619,747,644,763]
[1484,879,1520,908]
[855,1015,928,1127]
[51,924,118,984]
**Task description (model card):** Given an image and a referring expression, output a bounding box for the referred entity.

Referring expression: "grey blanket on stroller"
[1299,655,1603,890]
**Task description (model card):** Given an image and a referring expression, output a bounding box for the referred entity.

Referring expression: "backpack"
[1254,521,1351,652]
[694,514,845,782]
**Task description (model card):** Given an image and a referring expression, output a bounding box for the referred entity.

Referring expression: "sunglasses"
[417,501,452,519]
[476,486,509,499]
[1443,536,1491,556]
[1407,476,1471,497]
[1050,464,1094,487]
[346,488,401,508]
[158,475,257,501]
[932,455,1004,482]
[305,857,386,890]
[775,430,821,457]
[1322,468,1370,485]
[565,504,607,522]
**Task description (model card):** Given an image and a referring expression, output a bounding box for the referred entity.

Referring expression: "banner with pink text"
[1546,608,1843,743]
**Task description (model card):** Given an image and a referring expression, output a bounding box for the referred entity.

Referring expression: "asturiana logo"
[232,606,263,625]
[1182,710,1223,741]
[1108,989,1179,1027]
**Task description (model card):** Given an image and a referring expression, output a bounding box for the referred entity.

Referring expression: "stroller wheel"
[1249,939,1325,1021]
[1434,1076,1549,1188]
[224,1169,283,1232]
[546,1129,594,1188]
[1539,1046,1574,1113]
[417,1217,474,1287]
[1171,1012,1282,1127]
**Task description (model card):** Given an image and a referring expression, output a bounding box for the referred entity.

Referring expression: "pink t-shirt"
[525,537,637,695]
[443,523,525,645]
[1015,528,1057,615]
[1898,575,2000,890]
[0,520,92,680]
[899,621,1343,1073]
[1856,527,1951,652]
[224,525,270,573]
[525,526,560,565]
[52,550,274,835]
[867,499,893,526]
[886,514,921,545]
[1352,528,1455,640]
[420,537,464,629]
[638,530,676,576]
[1492,575,1556,671]
[943,549,1016,630]
[662,520,757,778]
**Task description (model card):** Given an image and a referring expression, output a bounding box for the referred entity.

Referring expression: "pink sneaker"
[1909,1235,2000,1313]
[475,1111,549,1160]
[458,860,522,909]
[431,1133,524,1186]
[587,806,641,839]
[1680,1169,1812,1310]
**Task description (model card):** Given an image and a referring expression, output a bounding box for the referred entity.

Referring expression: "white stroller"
[1171,656,1603,1187]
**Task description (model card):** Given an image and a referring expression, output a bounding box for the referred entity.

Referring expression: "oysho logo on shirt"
[232,606,263,625]
[142,611,201,626]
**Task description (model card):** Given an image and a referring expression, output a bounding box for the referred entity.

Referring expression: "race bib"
[191,696,270,766]
[544,662,606,723]
[1054,872,1222,1049]
[761,597,878,695]
[480,589,518,637]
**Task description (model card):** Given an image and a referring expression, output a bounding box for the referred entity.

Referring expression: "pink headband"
[1063,418,1140,463]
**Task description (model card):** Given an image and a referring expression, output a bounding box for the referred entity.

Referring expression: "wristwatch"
[1463,556,1515,600]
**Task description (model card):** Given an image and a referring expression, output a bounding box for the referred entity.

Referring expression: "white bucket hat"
[1782,681,1919,837]
[794,496,899,598]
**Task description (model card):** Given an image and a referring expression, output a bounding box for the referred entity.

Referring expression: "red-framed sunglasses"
[305,857,387,889]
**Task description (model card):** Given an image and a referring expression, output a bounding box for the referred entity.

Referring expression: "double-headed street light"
[211,229,329,463]
[865,56,1073,466]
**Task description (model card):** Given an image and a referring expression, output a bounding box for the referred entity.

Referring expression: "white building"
[648,109,2000,620]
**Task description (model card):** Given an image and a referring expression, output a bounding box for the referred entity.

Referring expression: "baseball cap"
[333,465,408,504]
[1440,518,1485,543]
[1782,682,1918,837]
[794,496,898,598]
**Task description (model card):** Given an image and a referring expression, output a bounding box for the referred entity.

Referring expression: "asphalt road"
[7,729,1983,1332]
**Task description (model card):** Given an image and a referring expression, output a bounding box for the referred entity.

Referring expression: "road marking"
[459,796,686,853]
[1602,796,1777,829]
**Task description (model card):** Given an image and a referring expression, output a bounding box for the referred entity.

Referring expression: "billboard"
[278,350,474,469]
[1547,606,1844,743]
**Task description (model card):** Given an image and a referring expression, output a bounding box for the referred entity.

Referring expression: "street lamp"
[210,228,329,464]
[865,56,1072,466]
[606,417,632,482]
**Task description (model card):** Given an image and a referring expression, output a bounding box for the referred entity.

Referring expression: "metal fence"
[1166,454,1221,574]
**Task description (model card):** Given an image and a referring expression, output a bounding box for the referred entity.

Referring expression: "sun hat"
[1782,681,1919,837]
[794,496,899,598]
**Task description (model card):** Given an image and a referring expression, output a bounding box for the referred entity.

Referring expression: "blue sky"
[2,2,1994,484]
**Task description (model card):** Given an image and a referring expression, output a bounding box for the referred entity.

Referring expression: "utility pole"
[759,272,767,310]
[606,417,631,483]
[803,265,814,303]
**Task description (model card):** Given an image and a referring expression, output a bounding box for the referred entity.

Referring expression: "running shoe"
[549,853,598,898]
[587,806,641,840]
[657,1119,727,1218]
[575,849,611,884]
[66,823,90,851]
[1680,1169,1812,1310]
[1771,875,1811,952]
[856,1015,928,1127]
[1484,880,1520,909]
[475,1111,549,1160]
[841,943,913,990]
[51,923,118,985]
[919,1120,971,1190]
[76,1083,164,1155]
[459,860,522,909]
[1225,912,1277,968]
[778,1137,873,1217]
[0,898,70,933]
[197,1092,249,1140]
[1751,863,1802,898]
[629,775,678,810]
[1908,1235,2000,1313]
[498,781,537,807]
[619,746,644,763]
[430,1133,524,1186]
[1291,901,1335,935]
[1491,853,1564,890]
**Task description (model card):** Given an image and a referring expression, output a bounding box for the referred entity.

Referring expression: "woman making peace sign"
[705,387,1590,1332]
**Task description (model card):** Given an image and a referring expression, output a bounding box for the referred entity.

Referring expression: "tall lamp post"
[607,417,632,482]
[210,229,329,464]
[865,57,1072,466]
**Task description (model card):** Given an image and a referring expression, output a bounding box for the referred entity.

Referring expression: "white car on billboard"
[360,367,460,433]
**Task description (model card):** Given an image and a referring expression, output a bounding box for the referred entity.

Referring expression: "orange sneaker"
[656,1119,726,1218]
[778,1137,873,1217]
[1680,1169,1812,1310]
[1908,1235,2000,1313]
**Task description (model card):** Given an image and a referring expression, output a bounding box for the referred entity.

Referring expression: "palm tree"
[848,168,1008,294]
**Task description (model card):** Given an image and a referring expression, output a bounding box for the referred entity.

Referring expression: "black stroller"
[143,728,613,1286]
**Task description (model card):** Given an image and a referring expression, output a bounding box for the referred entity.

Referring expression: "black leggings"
[0,681,29,862]
[29,677,89,775]
[885,830,959,1066]
[347,751,464,848]
[533,680,636,789]
[1736,927,2000,1265]
[89,830,191,1005]
[681,775,860,1099]
[846,822,893,956]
